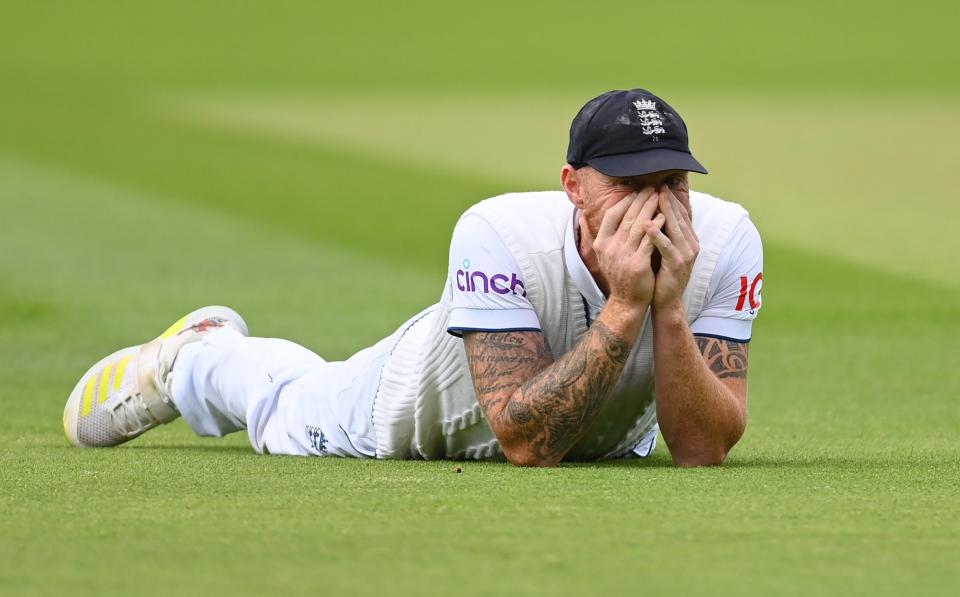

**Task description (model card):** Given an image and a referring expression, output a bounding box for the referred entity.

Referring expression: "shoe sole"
[63,305,249,447]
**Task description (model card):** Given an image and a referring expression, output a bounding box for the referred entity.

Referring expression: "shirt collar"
[564,208,606,318]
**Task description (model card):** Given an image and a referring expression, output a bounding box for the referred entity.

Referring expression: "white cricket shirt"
[447,199,763,341]
[372,190,763,461]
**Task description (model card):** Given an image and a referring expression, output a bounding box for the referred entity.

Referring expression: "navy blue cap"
[567,89,707,176]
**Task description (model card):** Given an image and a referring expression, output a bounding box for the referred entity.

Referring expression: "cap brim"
[586,148,708,177]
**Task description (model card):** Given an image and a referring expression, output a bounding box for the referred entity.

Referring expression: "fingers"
[637,212,665,256]
[653,211,667,230]
[645,217,673,254]
[671,191,700,254]
[619,186,657,232]
[648,188,700,267]
[619,191,648,233]
[597,193,637,240]
[658,189,685,243]
[663,187,697,235]
[672,194,696,241]
[648,190,678,253]
[625,194,661,250]
[658,190,700,254]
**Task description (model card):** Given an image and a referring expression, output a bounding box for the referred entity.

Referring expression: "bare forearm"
[507,307,638,465]
[467,300,645,466]
[652,305,747,466]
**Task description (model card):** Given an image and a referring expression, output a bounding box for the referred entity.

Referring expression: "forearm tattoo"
[464,322,632,463]
[467,332,553,401]
[695,336,749,380]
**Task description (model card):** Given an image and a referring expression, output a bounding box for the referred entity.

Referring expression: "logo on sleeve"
[455,258,527,297]
[735,273,763,314]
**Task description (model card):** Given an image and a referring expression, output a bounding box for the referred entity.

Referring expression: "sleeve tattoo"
[694,336,749,380]
[464,323,632,464]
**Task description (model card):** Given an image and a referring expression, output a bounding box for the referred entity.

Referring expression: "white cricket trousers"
[170,308,434,457]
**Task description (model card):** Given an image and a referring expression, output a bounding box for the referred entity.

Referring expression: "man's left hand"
[645,187,700,309]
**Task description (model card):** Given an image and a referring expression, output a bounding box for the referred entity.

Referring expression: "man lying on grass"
[64,88,764,467]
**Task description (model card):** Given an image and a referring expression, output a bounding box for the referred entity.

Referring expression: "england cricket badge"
[633,98,666,141]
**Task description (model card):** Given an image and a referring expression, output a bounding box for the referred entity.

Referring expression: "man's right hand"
[582,188,665,323]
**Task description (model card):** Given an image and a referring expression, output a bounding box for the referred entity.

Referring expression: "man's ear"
[561,164,586,209]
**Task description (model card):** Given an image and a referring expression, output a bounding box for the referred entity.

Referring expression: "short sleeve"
[690,216,764,342]
[446,214,541,336]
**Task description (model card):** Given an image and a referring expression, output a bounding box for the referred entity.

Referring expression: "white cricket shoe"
[63,306,249,448]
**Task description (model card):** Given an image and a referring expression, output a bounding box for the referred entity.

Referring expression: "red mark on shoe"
[180,317,227,335]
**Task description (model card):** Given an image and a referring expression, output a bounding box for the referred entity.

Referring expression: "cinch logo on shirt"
[456,259,527,297]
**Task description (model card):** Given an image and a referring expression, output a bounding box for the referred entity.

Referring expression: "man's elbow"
[668,431,743,467]
[670,413,747,467]
[500,442,562,468]
[671,446,729,467]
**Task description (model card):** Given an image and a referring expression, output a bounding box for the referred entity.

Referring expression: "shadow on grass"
[35,441,256,454]
[554,451,960,471]
[123,443,254,454]
[44,442,958,473]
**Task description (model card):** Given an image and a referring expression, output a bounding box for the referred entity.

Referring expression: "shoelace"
[106,386,158,437]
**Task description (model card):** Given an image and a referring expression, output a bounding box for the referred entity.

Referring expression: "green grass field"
[1,2,958,595]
